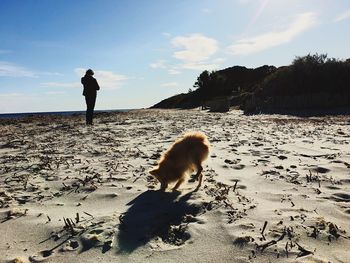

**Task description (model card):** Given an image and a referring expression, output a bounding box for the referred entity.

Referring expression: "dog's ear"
[149,168,159,176]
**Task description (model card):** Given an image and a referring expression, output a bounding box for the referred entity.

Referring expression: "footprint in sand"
[80,227,115,253]
[224,159,237,165]
[60,240,79,252]
[252,142,264,147]
[104,193,119,198]
[329,192,350,202]
[340,179,350,184]
[232,236,254,247]
[278,155,288,160]
[232,164,245,170]
[257,159,270,164]
[30,249,54,262]
[311,166,330,174]
[325,186,340,190]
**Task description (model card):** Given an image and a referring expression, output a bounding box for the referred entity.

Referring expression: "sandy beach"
[0,109,349,263]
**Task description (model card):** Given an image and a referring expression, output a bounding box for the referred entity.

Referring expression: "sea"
[0,109,133,119]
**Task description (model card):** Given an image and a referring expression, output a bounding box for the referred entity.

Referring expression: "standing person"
[81,69,100,125]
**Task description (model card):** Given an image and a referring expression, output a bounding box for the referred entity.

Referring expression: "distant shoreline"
[0,109,135,119]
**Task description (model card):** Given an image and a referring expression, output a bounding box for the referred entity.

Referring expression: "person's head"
[85,69,94,76]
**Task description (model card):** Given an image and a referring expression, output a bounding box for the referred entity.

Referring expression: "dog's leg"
[194,163,203,180]
[194,173,203,191]
[160,180,168,191]
[194,164,203,191]
[173,177,185,191]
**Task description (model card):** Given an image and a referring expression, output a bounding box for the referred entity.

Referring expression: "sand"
[0,109,349,263]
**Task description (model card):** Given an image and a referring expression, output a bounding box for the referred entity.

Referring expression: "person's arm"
[81,77,86,96]
[95,79,100,90]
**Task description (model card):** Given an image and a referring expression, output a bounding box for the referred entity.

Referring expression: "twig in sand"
[63,217,76,235]
[285,241,289,258]
[63,217,68,228]
[233,180,238,192]
[83,211,94,218]
[295,242,313,258]
[261,221,268,241]
[38,236,73,258]
[257,228,286,252]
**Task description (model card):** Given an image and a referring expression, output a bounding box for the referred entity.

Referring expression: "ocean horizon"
[0,109,134,119]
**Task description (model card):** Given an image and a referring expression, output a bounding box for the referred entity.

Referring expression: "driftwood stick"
[295,242,313,258]
[63,217,67,226]
[285,241,289,258]
[83,211,94,218]
[258,229,286,252]
[261,221,268,240]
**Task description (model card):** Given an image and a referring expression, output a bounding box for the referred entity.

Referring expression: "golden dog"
[150,131,210,191]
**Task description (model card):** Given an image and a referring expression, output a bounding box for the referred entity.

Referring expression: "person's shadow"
[116,190,202,253]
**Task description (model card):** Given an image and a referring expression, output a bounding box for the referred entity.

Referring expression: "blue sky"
[0,0,349,113]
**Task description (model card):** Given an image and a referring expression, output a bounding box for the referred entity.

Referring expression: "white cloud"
[161,82,178,87]
[213,57,226,63]
[74,68,87,77]
[151,33,221,74]
[0,92,24,97]
[182,62,219,71]
[150,60,167,69]
[237,0,253,4]
[41,71,64,76]
[229,12,318,55]
[168,69,181,75]
[171,33,219,70]
[172,34,218,62]
[94,70,128,90]
[162,32,172,38]
[41,68,128,90]
[0,61,36,77]
[202,8,212,14]
[75,68,128,90]
[41,82,80,88]
[0,61,62,78]
[335,9,350,22]
[45,91,65,95]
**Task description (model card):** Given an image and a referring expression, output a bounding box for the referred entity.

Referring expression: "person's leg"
[85,96,95,125]
[89,96,96,124]
[85,96,90,124]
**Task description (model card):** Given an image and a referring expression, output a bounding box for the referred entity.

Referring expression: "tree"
[193,70,210,90]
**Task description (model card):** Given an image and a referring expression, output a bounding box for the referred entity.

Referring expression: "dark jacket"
[81,75,100,97]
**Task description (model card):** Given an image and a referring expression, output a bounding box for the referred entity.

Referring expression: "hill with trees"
[151,54,350,113]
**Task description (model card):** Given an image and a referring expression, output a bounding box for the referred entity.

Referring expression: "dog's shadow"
[116,190,202,253]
